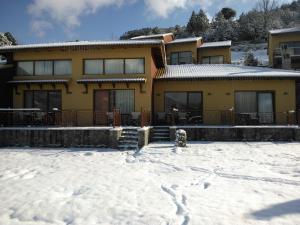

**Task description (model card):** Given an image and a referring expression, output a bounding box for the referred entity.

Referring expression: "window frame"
[202,55,224,64]
[234,90,275,124]
[23,90,62,111]
[164,91,203,113]
[170,51,193,65]
[16,59,72,76]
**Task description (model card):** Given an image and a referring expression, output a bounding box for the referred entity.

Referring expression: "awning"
[76,78,146,94]
[7,79,71,94]
[77,78,146,84]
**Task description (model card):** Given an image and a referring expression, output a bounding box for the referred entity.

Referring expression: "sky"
[0,0,294,44]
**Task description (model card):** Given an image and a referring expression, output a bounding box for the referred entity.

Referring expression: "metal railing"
[273,47,300,57]
[0,109,151,127]
[154,110,300,126]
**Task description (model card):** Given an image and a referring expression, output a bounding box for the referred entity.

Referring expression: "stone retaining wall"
[0,127,151,148]
[169,126,300,142]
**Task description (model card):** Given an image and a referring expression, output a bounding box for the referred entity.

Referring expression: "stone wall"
[0,128,110,148]
[170,126,300,142]
[0,127,152,148]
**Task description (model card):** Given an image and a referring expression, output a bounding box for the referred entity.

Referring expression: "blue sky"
[0,0,293,44]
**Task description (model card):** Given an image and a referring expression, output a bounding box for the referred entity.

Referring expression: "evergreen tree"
[221,7,236,20]
[186,11,198,36]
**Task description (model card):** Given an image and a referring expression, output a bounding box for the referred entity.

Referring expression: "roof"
[7,79,70,84]
[269,27,300,35]
[155,64,300,80]
[130,33,174,40]
[167,37,202,45]
[0,40,163,51]
[199,41,231,48]
[77,78,146,84]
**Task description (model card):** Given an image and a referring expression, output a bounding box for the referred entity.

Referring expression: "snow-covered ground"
[0,142,300,225]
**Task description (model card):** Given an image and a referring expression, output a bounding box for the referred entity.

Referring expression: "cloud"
[28,0,132,37]
[30,20,53,38]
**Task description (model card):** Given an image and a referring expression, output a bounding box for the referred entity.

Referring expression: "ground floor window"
[202,56,224,64]
[164,92,202,124]
[94,90,134,113]
[24,90,62,111]
[235,91,274,124]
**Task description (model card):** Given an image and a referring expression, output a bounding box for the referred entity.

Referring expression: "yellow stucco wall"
[166,42,199,64]
[12,46,157,125]
[154,79,295,124]
[197,47,231,64]
[268,33,300,66]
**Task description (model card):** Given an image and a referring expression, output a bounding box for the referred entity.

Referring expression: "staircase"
[118,128,139,150]
[151,127,170,142]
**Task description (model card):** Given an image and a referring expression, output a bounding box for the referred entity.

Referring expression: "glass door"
[94,90,109,125]
[258,92,274,124]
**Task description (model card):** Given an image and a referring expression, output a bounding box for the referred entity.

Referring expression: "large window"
[54,60,72,75]
[165,92,202,116]
[84,59,104,74]
[125,59,144,74]
[235,91,274,124]
[35,61,53,75]
[105,59,124,74]
[202,56,224,64]
[94,90,134,114]
[84,58,145,75]
[170,52,193,65]
[24,91,62,111]
[17,61,34,75]
[17,60,71,76]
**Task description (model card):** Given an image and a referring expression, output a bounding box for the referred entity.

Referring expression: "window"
[17,60,71,76]
[170,52,193,65]
[94,90,134,114]
[125,59,144,74]
[105,59,124,74]
[165,92,202,115]
[84,59,103,74]
[17,61,33,75]
[24,91,62,111]
[202,56,224,64]
[54,60,72,75]
[235,91,274,124]
[35,61,53,75]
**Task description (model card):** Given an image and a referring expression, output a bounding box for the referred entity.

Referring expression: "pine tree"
[186,11,197,36]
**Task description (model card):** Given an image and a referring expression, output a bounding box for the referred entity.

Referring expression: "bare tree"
[257,0,278,31]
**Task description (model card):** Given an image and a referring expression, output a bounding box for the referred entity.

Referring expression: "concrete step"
[151,136,170,141]
[153,132,169,136]
[119,136,138,141]
[118,144,138,150]
[118,140,138,145]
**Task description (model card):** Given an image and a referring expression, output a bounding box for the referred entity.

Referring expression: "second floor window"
[170,52,193,65]
[17,60,72,76]
[17,61,34,75]
[84,58,145,75]
[202,56,224,64]
[105,59,124,74]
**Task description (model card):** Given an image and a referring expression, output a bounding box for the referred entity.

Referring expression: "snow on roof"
[269,27,300,35]
[0,40,163,51]
[77,78,146,83]
[199,41,231,48]
[7,79,70,84]
[167,37,202,44]
[130,33,174,40]
[155,64,300,80]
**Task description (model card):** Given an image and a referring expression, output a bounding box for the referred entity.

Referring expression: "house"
[0,34,299,127]
[268,27,300,70]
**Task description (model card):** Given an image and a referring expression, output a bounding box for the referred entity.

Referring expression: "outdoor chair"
[106,112,114,126]
[178,112,187,125]
[131,112,141,126]
[156,112,166,125]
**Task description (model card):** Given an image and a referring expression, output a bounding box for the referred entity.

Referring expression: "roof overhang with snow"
[269,27,300,36]
[155,64,300,81]
[198,41,232,49]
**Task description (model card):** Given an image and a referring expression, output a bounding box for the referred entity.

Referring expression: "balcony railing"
[154,110,300,126]
[0,109,151,127]
[273,47,300,57]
